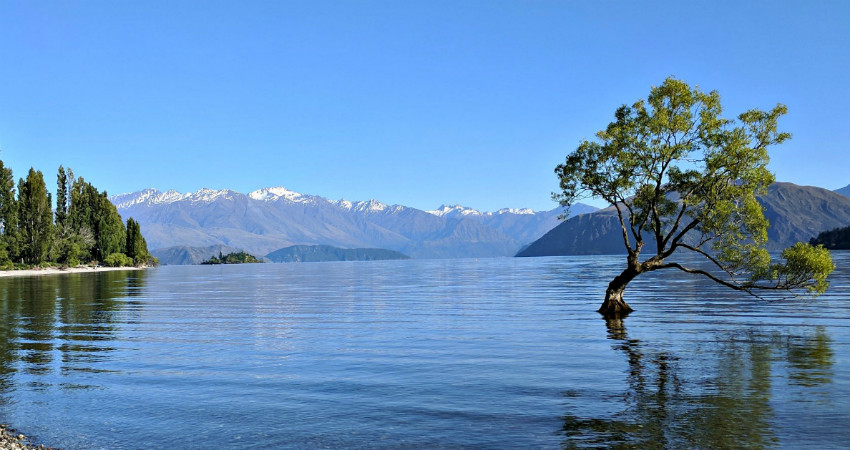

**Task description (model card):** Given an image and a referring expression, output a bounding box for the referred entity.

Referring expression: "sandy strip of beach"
[0,265,145,278]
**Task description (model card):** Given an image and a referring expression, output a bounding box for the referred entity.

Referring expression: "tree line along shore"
[0,159,155,271]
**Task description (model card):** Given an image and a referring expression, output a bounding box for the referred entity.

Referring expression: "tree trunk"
[598,267,637,318]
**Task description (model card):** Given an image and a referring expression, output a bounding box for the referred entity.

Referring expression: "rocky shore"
[0,425,56,450]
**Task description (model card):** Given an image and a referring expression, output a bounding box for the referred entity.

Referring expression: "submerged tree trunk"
[598,266,638,318]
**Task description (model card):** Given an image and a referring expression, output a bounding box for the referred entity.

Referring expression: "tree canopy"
[554,77,835,317]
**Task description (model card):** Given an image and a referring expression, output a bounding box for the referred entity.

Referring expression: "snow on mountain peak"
[426,204,482,217]
[112,187,543,217]
[354,199,389,212]
[248,186,305,202]
[158,189,190,203]
[111,188,195,208]
[427,204,539,218]
[492,207,535,215]
[189,188,238,203]
[333,198,394,213]
[111,188,161,209]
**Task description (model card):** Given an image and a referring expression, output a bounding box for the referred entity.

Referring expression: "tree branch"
[654,262,767,299]
[612,200,634,255]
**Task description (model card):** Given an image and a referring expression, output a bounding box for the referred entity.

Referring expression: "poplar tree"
[56,165,69,228]
[125,217,150,264]
[0,161,19,264]
[17,168,54,264]
[69,177,99,235]
[95,192,126,260]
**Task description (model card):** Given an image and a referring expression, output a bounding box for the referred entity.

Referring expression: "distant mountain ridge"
[266,245,410,263]
[112,186,597,260]
[518,182,850,257]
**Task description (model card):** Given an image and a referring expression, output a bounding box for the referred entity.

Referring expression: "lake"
[1,254,848,449]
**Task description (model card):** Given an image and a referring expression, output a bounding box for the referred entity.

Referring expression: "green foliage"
[67,177,128,261]
[768,243,835,295]
[125,217,151,265]
[50,224,94,267]
[68,177,100,244]
[554,77,834,299]
[103,252,134,267]
[56,165,69,228]
[96,194,126,259]
[17,168,55,264]
[201,251,263,265]
[0,160,19,264]
[809,226,850,250]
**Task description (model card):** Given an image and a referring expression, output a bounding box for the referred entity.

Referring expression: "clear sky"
[1,1,848,212]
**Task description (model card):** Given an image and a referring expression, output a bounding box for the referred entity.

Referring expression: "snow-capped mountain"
[426,204,538,218]
[111,188,190,209]
[426,204,484,218]
[111,186,597,263]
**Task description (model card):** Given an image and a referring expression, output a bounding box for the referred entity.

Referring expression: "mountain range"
[111,187,596,263]
[835,183,850,198]
[518,182,850,256]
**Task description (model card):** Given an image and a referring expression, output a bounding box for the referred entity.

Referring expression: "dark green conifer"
[0,161,19,264]
[95,193,126,261]
[17,168,54,264]
[125,217,150,264]
[56,165,68,228]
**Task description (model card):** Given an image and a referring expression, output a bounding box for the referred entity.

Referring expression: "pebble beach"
[0,425,56,450]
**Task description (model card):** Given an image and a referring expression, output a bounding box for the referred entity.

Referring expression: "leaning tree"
[554,77,835,318]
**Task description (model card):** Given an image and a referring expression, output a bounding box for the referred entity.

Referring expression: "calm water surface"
[0,254,848,449]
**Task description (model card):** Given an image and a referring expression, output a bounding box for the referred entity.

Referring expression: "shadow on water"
[0,271,148,397]
[560,317,836,450]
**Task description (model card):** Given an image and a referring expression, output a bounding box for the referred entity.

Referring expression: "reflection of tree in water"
[561,318,835,450]
[0,271,147,394]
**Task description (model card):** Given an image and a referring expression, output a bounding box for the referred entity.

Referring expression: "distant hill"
[518,182,850,256]
[266,245,410,263]
[758,183,850,250]
[112,186,596,259]
[152,245,243,265]
[835,183,850,198]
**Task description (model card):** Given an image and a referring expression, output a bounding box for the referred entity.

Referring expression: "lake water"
[0,254,848,449]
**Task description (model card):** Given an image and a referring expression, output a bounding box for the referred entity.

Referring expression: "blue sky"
[1,1,848,212]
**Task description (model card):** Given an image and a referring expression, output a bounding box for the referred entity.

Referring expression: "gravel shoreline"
[0,425,57,450]
[0,265,145,278]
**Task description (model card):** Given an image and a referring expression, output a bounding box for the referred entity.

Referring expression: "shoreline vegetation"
[0,159,157,272]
